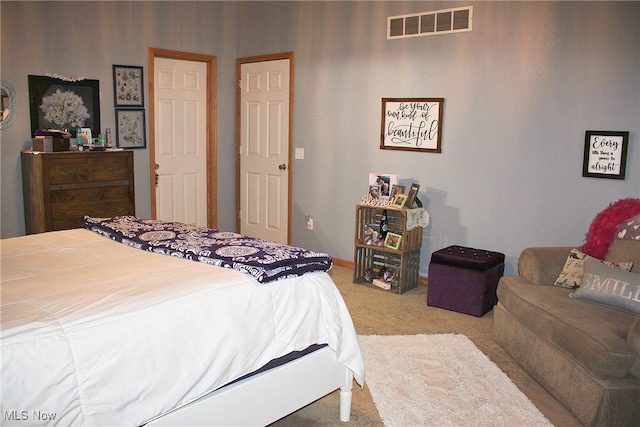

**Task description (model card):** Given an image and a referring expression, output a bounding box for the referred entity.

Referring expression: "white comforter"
[1,229,364,426]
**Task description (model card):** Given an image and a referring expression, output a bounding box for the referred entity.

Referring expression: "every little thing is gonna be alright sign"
[583,131,629,180]
[381,98,444,153]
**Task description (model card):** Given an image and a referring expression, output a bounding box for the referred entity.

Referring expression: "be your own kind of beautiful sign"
[380,98,444,153]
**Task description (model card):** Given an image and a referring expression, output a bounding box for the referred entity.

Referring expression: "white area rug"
[358,334,552,427]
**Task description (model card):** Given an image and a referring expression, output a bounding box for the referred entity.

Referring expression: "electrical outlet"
[295,148,305,159]
[306,216,314,230]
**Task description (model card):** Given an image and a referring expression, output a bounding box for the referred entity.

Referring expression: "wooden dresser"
[21,150,135,234]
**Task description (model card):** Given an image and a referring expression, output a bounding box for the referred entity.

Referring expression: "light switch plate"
[295,148,305,159]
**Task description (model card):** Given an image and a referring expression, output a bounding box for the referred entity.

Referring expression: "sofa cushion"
[553,248,633,289]
[606,239,640,273]
[629,314,640,379]
[571,258,640,314]
[497,277,637,379]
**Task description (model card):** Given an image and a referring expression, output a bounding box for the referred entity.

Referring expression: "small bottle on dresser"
[106,128,113,148]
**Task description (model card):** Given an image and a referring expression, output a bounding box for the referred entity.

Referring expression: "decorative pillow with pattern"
[570,257,640,314]
[553,248,633,289]
[617,214,640,240]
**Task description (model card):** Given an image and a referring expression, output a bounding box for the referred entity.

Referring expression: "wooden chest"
[21,150,135,234]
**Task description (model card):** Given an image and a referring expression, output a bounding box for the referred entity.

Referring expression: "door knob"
[279,163,287,170]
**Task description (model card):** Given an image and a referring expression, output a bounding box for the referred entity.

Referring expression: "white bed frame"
[145,346,354,426]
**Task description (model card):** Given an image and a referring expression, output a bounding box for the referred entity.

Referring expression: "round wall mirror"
[0,81,17,130]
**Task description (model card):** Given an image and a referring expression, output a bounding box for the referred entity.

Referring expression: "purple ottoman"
[427,245,505,317]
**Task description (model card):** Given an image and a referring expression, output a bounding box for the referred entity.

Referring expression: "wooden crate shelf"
[353,204,423,294]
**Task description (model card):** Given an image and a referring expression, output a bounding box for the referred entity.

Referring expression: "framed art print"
[381,98,443,153]
[116,109,146,149]
[28,75,100,137]
[582,130,629,180]
[113,65,144,107]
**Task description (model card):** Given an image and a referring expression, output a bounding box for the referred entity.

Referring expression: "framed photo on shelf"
[390,184,405,200]
[406,183,420,208]
[79,128,92,146]
[380,98,443,153]
[384,232,402,250]
[368,173,399,200]
[116,109,146,149]
[582,130,629,180]
[363,223,383,246]
[391,193,408,209]
[28,75,101,138]
[113,65,144,107]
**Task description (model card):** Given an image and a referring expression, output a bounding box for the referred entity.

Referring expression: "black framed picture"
[582,131,629,180]
[113,65,144,107]
[28,75,100,137]
[116,109,146,149]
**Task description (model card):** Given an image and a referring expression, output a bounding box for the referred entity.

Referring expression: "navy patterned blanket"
[83,216,333,284]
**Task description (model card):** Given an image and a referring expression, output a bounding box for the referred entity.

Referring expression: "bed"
[1,217,365,426]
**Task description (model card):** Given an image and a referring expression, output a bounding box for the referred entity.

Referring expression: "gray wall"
[0,0,239,236]
[2,1,639,277]
[237,1,640,275]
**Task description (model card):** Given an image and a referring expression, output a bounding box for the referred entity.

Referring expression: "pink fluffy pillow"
[580,198,640,260]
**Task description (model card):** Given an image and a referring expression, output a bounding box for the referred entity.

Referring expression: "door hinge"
[237,79,242,89]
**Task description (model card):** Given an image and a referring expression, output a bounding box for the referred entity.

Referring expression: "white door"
[154,57,208,226]
[239,58,291,243]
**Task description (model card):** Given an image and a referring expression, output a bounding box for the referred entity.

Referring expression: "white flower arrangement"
[39,89,90,128]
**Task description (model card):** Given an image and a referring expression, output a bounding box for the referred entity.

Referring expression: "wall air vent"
[388,6,473,40]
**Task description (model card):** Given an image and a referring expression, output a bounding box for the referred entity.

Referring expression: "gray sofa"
[492,238,640,426]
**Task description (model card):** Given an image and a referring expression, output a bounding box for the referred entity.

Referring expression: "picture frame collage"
[113,65,146,149]
[363,172,421,210]
[361,173,422,251]
[28,68,146,150]
[363,222,404,251]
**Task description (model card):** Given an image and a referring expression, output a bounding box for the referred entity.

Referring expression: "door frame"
[236,52,294,242]
[148,47,218,228]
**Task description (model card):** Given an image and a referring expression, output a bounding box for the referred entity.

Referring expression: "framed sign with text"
[582,130,629,180]
[380,98,443,153]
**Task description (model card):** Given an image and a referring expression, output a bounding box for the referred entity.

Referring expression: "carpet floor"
[270,266,581,427]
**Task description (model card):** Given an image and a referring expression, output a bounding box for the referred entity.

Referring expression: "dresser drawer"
[50,186,134,230]
[48,155,130,185]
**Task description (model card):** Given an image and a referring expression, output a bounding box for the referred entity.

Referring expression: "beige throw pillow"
[554,248,633,289]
